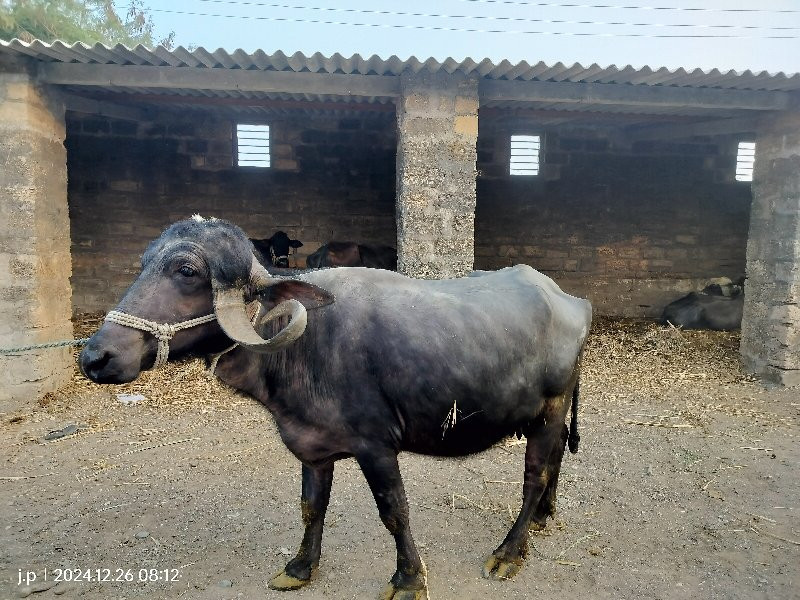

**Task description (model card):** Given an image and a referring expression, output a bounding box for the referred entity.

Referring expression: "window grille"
[237,124,270,168]
[510,134,540,176]
[735,141,755,182]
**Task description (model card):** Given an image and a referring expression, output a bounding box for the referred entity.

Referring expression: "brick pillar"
[0,67,73,406]
[396,72,478,279]
[741,112,800,386]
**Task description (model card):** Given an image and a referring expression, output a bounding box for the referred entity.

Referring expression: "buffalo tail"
[568,376,580,454]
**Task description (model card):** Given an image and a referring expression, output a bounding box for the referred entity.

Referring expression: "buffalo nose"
[275,257,289,268]
[80,346,113,380]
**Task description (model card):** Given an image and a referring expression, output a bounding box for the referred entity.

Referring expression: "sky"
[136,0,800,75]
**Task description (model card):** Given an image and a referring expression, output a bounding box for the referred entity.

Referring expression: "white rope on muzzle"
[104,310,217,368]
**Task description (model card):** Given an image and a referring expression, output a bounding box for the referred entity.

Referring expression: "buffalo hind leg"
[356,450,428,600]
[533,371,581,530]
[482,409,567,581]
[269,463,334,590]
[531,424,569,530]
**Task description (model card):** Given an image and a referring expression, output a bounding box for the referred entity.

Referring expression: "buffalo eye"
[178,265,196,278]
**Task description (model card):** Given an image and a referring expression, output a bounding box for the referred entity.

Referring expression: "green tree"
[0,0,174,48]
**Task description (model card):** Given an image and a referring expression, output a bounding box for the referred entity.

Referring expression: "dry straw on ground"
[43,313,247,414]
[581,317,787,428]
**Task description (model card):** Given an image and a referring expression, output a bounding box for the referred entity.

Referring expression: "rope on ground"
[0,338,90,354]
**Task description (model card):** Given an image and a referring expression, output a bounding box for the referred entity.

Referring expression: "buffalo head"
[80,216,331,384]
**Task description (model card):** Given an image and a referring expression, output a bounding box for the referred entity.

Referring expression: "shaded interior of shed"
[64,92,753,318]
[66,98,399,312]
[474,112,751,317]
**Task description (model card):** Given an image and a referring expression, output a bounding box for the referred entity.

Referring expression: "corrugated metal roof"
[3,38,800,92]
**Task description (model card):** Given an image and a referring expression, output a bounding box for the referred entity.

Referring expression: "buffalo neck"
[208,341,319,422]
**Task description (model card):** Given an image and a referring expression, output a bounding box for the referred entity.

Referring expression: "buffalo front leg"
[356,451,429,600]
[269,463,334,590]
[482,417,565,581]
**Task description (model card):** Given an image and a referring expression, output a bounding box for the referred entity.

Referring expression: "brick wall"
[475,116,752,317]
[66,109,396,313]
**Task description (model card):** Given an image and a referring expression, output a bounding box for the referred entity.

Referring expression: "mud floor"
[1,317,798,600]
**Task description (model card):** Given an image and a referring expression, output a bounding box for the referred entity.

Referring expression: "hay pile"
[581,317,780,427]
[44,313,247,413]
[583,317,751,389]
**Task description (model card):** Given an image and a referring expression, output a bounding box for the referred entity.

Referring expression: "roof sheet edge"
[1,38,799,92]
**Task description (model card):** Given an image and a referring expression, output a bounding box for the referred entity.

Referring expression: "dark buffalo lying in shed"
[660,278,744,331]
[79,216,592,598]
[250,230,302,268]
[306,241,397,270]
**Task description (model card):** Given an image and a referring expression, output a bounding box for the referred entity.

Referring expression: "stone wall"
[475,116,752,317]
[67,109,396,313]
[0,65,73,405]
[396,72,478,279]
[741,112,800,386]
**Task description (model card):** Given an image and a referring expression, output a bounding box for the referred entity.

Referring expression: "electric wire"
[145,6,800,39]
[194,0,800,31]
[455,0,800,14]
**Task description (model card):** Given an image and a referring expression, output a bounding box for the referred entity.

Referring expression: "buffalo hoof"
[481,554,523,580]
[268,569,311,591]
[379,583,429,600]
[380,561,428,600]
[529,517,548,531]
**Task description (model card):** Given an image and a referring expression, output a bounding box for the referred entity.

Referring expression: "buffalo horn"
[248,254,273,291]
[212,255,308,352]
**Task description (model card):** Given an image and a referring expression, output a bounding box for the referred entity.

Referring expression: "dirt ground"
[1,317,798,600]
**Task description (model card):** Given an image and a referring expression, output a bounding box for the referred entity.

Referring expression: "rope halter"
[104,310,218,368]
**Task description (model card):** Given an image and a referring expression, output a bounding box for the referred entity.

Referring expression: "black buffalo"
[79,217,592,598]
[660,278,744,331]
[306,241,397,270]
[250,230,302,268]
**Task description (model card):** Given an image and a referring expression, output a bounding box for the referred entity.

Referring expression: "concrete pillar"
[396,72,478,279]
[0,64,73,406]
[741,112,800,386]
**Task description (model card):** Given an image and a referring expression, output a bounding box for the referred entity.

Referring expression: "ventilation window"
[236,124,270,168]
[510,135,540,176]
[735,141,755,182]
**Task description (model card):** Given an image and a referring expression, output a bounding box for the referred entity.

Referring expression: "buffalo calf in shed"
[306,241,397,270]
[660,278,744,331]
[251,230,303,268]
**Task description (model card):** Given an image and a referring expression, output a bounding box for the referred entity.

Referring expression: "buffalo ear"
[290,239,303,248]
[263,280,333,310]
